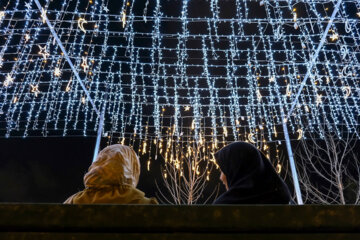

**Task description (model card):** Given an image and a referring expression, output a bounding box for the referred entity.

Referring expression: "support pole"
[34,0,99,115]
[281,112,303,204]
[280,0,342,204]
[286,0,342,119]
[92,96,107,163]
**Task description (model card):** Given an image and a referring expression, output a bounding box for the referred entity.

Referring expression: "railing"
[0,204,359,239]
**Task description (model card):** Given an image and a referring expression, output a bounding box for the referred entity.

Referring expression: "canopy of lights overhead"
[0,0,359,158]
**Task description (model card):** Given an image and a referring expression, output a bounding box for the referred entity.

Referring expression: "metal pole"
[92,97,107,162]
[281,0,342,204]
[281,112,303,204]
[286,0,342,119]
[34,0,99,115]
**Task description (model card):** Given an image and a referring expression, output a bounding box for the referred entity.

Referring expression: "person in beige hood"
[64,144,157,204]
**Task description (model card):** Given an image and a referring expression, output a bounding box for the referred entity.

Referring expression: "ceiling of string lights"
[0,0,359,153]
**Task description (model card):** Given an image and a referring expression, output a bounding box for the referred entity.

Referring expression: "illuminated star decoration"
[78,18,88,33]
[330,32,339,41]
[0,0,359,166]
[54,67,61,77]
[25,2,31,9]
[4,74,14,87]
[316,94,323,106]
[25,34,30,42]
[30,84,40,97]
[357,12,360,17]
[38,45,49,60]
[81,56,89,72]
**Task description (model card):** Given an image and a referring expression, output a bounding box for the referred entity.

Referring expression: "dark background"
[0,137,223,203]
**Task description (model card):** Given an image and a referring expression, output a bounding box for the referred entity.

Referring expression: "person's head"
[215,141,265,190]
[84,144,141,187]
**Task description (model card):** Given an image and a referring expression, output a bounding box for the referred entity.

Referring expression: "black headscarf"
[213,142,292,204]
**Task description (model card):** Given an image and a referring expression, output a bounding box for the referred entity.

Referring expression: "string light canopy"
[0,0,359,159]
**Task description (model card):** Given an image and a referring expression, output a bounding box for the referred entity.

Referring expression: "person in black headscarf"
[213,141,292,204]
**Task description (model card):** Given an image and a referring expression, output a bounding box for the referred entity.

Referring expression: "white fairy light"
[0,0,358,157]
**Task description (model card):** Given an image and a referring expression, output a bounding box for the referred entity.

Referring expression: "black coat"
[213,142,292,204]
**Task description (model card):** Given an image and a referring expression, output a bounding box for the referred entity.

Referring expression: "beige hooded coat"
[64,144,157,204]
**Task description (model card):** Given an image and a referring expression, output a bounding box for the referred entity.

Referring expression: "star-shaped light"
[54,67,61,77]
[81,56,89,72]
[25,2,31,9]
[38,45,49,60]
[316,94,322,106]
[103,6,109,13]
[357,12,360,17]
[4,74,14,87]
[184,106,190,111]
[30,84,40,97]
[25,34,30,42]
[330,33,339,41]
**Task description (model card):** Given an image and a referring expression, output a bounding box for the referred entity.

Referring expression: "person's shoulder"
[63,191,84,204]
[132,195,158,204]
[149,197,158,204]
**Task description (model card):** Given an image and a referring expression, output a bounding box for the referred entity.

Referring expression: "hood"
[84,144,140,188]
[214,141,291,204]
[215,141,265,189]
